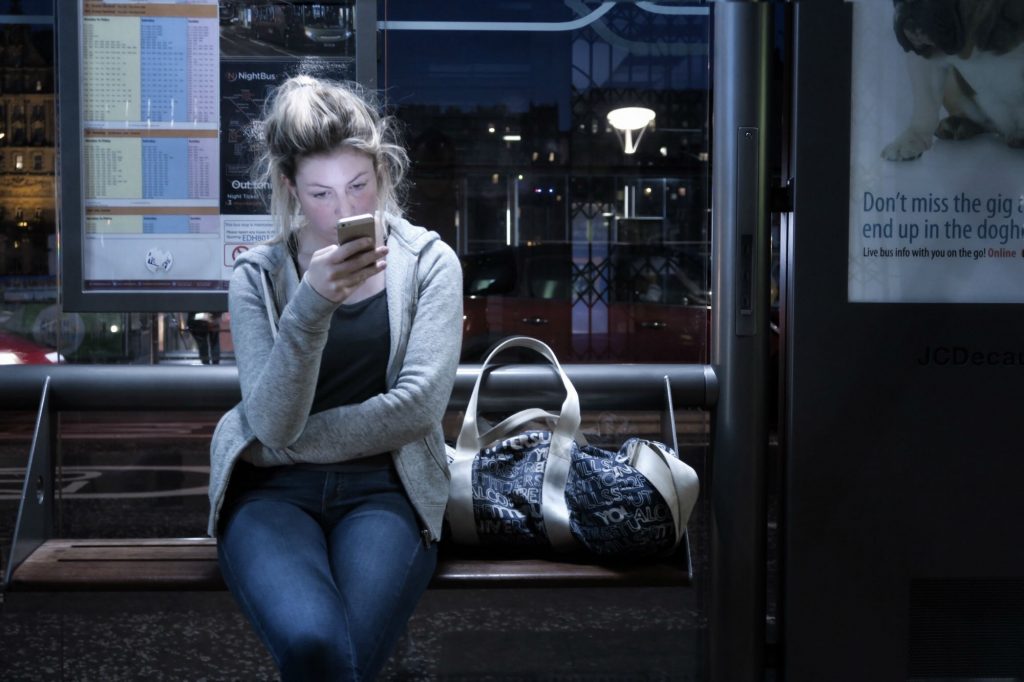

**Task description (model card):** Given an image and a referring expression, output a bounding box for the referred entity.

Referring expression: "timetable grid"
[82,1,223,291]
[83,13,218,129]
[81,5,221,203]
[140,17,187,124]
[83,17,141,123]
[186,19,217,125]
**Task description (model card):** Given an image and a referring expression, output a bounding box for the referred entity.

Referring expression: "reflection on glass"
[383,2,711,364]
[0,15,62,362]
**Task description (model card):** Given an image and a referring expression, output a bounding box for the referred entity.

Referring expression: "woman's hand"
[304,238,387,303]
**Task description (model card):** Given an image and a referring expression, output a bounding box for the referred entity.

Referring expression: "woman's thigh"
[218,496,357,680]
[326,469,438,678]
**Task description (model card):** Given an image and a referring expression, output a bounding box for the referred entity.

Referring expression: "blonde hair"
[250,74,409,241]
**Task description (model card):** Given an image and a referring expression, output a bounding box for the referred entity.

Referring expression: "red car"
[0,330,62,365]
[461,243,711,363]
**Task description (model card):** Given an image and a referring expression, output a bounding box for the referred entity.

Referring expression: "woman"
[207,74,462,681]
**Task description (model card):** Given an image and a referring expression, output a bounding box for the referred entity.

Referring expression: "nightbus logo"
[917,346,1024,366]
[225,71,278,83]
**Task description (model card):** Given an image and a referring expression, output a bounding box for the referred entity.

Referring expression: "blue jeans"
[217,462,437,682]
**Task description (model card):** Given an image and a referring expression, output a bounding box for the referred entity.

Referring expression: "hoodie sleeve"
[245,238,463,466]
[229,257,338,454]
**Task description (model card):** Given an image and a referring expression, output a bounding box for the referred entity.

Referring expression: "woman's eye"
[349,183,366,192]
[312,191,328,199]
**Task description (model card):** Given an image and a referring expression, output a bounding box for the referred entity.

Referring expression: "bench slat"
[12,539,224,591]
[434,554,690,588]
[8,539,690,592]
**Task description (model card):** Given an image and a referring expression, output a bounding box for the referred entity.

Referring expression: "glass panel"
[381,0,711,364]
[0,2,712,369]
[465,174,510,252]
[0,6,61,365]
[0,4,163,365]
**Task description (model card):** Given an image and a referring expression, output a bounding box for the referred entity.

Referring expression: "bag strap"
[448,336,581,550]
[627,440,700,548]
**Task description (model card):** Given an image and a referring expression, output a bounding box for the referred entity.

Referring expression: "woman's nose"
[334,197,355,217]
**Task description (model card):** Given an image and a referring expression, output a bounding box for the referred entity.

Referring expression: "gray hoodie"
[207,215,463,540]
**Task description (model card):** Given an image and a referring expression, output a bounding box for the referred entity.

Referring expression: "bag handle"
[447,336,581,550]
[454,336,580,458]
[476,408,588,451]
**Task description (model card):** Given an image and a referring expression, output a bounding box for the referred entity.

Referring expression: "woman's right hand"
[304,238,388,303]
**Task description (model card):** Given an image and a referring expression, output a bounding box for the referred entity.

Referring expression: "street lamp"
[607,106,655,154]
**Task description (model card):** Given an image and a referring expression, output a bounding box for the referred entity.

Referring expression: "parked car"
[0,330,62,365]
[461,242,711,363]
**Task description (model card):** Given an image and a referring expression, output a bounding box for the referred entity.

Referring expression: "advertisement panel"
[848,1,1024,303]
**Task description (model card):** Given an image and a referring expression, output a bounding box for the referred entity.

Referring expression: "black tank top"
[311,288,390,414]
[306,288,392,471]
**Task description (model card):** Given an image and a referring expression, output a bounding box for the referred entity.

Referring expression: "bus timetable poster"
[848,1,1024,303]
[80,1,357,293]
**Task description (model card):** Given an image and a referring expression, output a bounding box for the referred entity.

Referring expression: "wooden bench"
[9,538,692,591]
[1,363,716,594]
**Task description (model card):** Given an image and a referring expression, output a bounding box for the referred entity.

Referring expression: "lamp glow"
[606,107,655,154]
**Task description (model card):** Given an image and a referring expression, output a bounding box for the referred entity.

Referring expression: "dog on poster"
[882,0,1024,161]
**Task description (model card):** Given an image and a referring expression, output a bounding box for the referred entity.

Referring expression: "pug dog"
[882,0,1024,161]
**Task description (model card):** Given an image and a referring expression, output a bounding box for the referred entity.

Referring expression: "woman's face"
[290,147,378,243]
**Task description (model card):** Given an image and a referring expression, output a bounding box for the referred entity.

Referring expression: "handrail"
[0,363,718,412]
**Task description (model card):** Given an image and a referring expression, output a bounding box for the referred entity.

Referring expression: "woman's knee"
[278,628,356,682]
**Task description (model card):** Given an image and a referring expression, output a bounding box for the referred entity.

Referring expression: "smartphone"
[336,213,376,248]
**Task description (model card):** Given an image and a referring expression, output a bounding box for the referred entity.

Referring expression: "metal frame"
[710,3,771,681]
[3,377,55,589]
